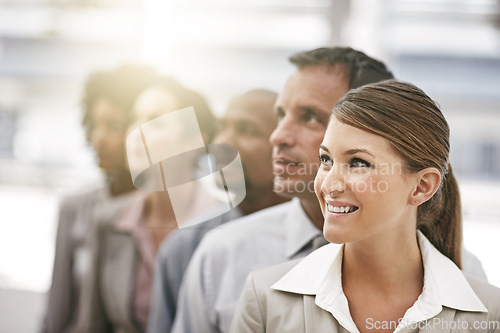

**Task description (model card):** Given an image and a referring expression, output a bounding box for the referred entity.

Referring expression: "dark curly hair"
[81,64,158,141]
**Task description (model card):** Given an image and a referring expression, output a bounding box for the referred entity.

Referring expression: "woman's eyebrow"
[320,146,375,158]
[344,148,375,158]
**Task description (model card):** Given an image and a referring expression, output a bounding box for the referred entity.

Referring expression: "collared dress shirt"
[147,206,243,333]
[113,193,157,333]
[84,187,222,333]
[171,198,323,333]
[231,231,500,333]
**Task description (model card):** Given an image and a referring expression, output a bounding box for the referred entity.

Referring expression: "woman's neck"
[108,168,135,197]
[341,228,424,333]
[144,191,176,226]
[343,231,423,292]
[143,191,178,253]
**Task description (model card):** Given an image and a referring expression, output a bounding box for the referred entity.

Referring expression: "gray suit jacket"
[42,187,134,333]
[231,259,500,333]
[81,223,141,333]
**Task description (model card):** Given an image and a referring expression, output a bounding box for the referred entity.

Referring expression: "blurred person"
[231,80,500,333]
[82,76,219,333]
[41,65,157,333]
[171,47,487,333]
[147,89,289,333]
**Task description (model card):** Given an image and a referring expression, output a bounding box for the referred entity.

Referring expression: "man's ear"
[409,167,442,206]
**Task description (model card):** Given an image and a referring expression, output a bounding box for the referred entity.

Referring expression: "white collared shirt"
[272,231,488,333]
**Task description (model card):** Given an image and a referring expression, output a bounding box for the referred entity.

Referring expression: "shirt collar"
[114,192,148,231]
[417,230,487,313]
[113,192,156,272]
[284,198,323,259]
[273,230,487,314]
[272,241,342,294]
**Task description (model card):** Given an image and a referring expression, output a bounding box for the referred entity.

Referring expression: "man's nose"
[269,116,295,149]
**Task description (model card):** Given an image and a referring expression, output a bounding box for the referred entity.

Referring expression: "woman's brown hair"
[332,80,462,268]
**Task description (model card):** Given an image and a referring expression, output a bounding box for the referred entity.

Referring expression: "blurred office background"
[0,0,499,331]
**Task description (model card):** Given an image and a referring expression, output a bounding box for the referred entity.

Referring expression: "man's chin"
[273,177,315,198]
[273,189,295,199]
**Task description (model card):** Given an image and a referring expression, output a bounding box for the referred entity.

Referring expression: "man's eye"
[319,154,332,166]
[108,121,126,132]
[351,158,371,168]
[275,109,285,121]
[302,112,318,123]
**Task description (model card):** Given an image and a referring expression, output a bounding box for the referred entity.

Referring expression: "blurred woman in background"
[82,76,218,333]
[41,65,157,333]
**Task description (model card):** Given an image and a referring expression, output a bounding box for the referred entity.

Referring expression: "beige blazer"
[230,259,500,333]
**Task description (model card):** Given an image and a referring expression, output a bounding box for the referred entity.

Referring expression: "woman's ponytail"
[417,164,462,268]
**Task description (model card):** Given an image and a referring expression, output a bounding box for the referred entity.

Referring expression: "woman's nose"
[321,163,346,195]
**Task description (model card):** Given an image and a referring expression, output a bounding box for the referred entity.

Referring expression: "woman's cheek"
[349,174,379,195]
[314,169,326,200]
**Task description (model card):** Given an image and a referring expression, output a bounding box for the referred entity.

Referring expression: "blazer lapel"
[101,230,139,332]
[422,308,456,333]
[304,295,457,333]
[303,295,340,333]
[398,308,456,333]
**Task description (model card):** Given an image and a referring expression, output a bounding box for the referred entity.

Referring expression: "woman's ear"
[409,167,442,206]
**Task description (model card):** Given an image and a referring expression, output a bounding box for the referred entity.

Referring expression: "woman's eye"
[319,154,332,166]
[351,158,371,168]
[108,121,126,133]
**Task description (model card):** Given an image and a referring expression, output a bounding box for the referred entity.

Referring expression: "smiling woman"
[327,81,461,266]
[316,106,450,265]
[230,80,500,333]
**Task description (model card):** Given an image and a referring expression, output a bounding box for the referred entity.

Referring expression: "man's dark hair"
[289,47,394,89]
[81,64,157,141]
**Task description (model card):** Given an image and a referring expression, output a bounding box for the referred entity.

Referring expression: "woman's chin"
[323,225,355,245]
[98,160,114,172]
[99,161,124,176]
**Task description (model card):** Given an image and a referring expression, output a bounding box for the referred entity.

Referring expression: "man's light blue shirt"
[170,198,323,333]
